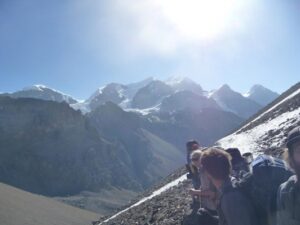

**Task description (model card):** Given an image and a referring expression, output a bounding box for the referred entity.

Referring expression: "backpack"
[227,154,294,225]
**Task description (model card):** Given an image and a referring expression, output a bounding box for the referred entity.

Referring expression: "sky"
[0,0,299,100]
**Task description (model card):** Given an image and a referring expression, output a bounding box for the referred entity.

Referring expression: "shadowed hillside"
[0,182,99,225]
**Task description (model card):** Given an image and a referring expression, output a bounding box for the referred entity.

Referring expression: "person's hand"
[199,190,216,199]
[188,188,198,196]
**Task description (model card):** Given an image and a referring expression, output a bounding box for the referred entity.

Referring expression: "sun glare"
[155,0,242,41]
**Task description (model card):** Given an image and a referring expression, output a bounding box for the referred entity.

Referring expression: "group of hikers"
[184,126,300,225]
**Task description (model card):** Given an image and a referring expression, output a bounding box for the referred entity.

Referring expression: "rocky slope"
[98,168,191,225]
[0,96,124,196]
[143,107,243,148]
[88,102,185,188]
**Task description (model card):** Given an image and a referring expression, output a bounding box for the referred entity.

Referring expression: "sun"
[155,0,242,41]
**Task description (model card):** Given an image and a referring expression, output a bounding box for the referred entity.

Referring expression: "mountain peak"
[165,76,190,86]
[23,84,49,91]
[219,84,232,91]
[165,76,203,96]
[215,84,234,95]
[244,84,279,106]
[10,84,78,104]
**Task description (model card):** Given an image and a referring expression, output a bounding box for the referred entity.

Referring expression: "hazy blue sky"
[0,0,299,100]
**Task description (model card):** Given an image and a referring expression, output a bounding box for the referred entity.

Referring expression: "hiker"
[186,140,201,189]
[277,126,300,225]
[242,152,254,165]
[188,149,218,213]
[225,148,249,180]
[200,147,259,225]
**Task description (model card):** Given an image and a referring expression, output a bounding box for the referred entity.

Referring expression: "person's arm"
[276,184,287,225]
[189,189,216,199]
[221,191,256,225]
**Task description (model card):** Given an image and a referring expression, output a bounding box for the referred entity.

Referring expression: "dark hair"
[226,148,244,164]
[186,140,199,151]
[284,148,297,171]
[200,148,232,180]
[286,126,300,152]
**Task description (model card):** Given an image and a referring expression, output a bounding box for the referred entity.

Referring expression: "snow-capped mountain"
[165,76,203,96]
[160,90,219,112]
[124,77,155,100]
[210,84,262,119]
[74,78,155,113]
[2,85,78,104]
[68,78,278,118]
[244,84,279,106]
[131,80,174,109]
[86,83,128,111]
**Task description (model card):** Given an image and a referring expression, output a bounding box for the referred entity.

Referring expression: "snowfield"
[218,86,300,154]
[236,87,300,133]
[218,107,300,154]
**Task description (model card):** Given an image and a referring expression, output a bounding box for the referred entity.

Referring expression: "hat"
[286,126,300,149]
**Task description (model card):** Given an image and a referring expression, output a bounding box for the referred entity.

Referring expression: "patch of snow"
[118,87,125,98]
[125,104,161,116]
[70,102,91,114]
[99,174,187,224]
[119,98,131,109]
[235,87,300,133]
[86,86,105,104]
[23,84,47,92]
[206,90,215,98]
[243,92,250,98]
[21,84,78,103]
[218,106,300,154]
[165,76,187,86]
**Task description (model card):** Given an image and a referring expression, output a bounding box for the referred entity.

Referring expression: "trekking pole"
[199,188,202,209]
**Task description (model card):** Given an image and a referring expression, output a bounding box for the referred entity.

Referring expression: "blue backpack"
[228,155,294,225]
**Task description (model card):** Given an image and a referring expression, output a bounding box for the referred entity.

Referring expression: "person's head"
[285,126,300,176]
[225,148,244,165]
[200,147,232,182]
[191,150,202,168]
[186,140,200,152]
[242,152,254,164]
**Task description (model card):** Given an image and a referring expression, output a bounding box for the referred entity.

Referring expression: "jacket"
[277,175,300,225]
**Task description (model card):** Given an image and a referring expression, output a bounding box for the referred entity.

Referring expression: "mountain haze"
[0,78,281,215]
